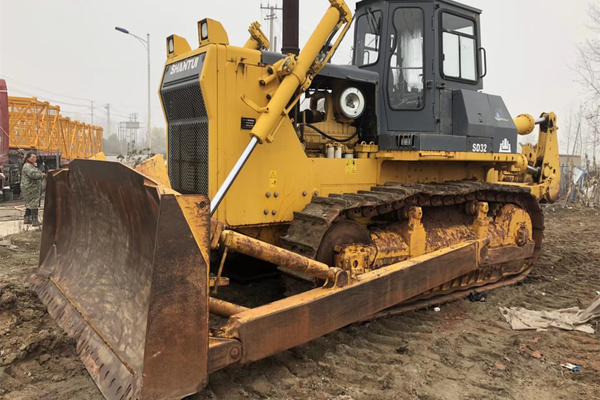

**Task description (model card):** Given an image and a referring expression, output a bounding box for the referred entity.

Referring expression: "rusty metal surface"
[208,338,242,373]
[31,273,137,398]
[315,220,372,267]
[141,194,210,399]
[366,265,535,321]
[284,182,536,258]
[29,161,547,397]
[225,241,482,365]
[209,276,230,288]
[283,181,544,302]
[481,242,536,267]
[221,230,348,285]
[29,160,211,400]
[210,298,250,317]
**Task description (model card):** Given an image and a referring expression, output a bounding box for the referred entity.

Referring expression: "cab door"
[384,3,436,133]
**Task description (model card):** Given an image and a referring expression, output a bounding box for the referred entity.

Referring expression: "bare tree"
[578,4,600,100]
[576,3,600,164]
[561,3,600,205]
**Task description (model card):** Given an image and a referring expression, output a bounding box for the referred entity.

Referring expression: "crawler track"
[282,181,544,309]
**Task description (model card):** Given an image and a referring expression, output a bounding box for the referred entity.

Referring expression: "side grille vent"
[161,78,208,195]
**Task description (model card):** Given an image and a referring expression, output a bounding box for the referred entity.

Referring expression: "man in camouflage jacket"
[21,152,45,226]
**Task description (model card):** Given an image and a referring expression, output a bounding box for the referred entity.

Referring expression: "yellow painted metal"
[401,206,426,257]
[198,19,230,48]
[334,243,378,276]
[370,229,409,268]
[244,22,270,51]
[537,113,561,202]
[248,0,352,145]
[491,204,532,247]
[159,1,559,232]
[521,143,537,170]
[355,142,379,159]
[166,34,192,59]
[134,154,171,188]
[7,96,103,160]
[501,113,560,202]
[90,152,107,161]
[334,200,533,281]
[177,195,213,266]
[514,114,536,135]
[377,150,529,173]
[164,41,553,229]
[471,202,491,239]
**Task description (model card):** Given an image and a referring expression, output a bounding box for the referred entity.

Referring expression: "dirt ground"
[0,206,599,400]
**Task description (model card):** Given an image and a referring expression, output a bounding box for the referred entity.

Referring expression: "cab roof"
[356,0,482,15]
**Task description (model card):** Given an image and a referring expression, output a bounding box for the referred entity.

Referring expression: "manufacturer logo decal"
[495,112,509,122]
[169,56,200,75]
[499,138,512,153]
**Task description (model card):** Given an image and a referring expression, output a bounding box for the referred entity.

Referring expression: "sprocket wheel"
[315,220,372,267]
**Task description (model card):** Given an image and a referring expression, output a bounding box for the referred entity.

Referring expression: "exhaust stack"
[282,0,299,54]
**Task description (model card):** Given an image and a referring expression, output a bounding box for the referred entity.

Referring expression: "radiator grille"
[161,80,209,195]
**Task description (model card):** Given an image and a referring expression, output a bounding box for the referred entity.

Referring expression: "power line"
[7,87,94,109]
[0,74,91,102]
[8,87,140,121]
[2,73,163,128]
[2,75,143,116]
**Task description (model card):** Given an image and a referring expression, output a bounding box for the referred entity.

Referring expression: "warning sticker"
[345,160,357,175]
[269,170,277,187]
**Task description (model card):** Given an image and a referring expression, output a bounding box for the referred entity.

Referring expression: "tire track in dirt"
[198,206,600,400]
[0,208,599,400]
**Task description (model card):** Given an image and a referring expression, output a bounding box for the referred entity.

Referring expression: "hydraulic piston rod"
[514,114,549,135]
[210,137,259,215]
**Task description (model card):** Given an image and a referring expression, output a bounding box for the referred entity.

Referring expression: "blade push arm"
[516,113,560,202]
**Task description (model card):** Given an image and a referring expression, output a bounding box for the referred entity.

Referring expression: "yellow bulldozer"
[30,0,560,398]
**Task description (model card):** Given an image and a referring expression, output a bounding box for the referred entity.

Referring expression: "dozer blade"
[29,159,211,400]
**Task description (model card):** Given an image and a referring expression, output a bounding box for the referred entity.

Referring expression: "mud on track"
[0,206,599,400]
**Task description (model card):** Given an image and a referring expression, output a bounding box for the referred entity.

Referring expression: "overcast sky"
[0,0,591,151]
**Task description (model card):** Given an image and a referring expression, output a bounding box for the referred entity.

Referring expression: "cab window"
[442,13,477,81]
[354,10,382,67]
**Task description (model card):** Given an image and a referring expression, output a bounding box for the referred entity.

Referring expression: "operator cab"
[354,0,517,154]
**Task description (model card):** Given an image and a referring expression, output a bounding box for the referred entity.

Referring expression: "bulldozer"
[29,0,560,398]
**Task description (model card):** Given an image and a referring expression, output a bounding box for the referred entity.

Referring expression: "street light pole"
[115,27,152,152]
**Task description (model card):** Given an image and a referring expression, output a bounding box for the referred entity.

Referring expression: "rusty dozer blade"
[29,159,211,400]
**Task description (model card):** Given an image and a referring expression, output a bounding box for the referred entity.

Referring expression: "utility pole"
[105,104,111,136]
[91,100,94,125]
[261,2,283,52]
